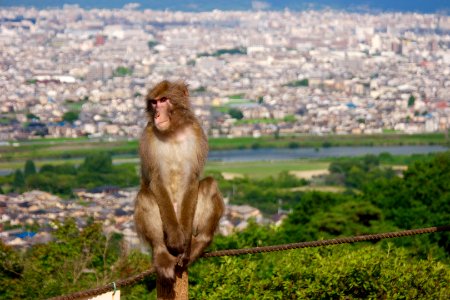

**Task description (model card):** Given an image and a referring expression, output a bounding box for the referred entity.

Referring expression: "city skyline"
[0,6,449,142]
[1,0,449,14]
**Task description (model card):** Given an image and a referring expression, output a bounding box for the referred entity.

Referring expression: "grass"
[205,159,330,179]
[235,118,280,125]
[1,156,330,179]
[0,133,447,165]
[227,94,245,100]
[289,185,346,193]
[209,133,448,150]
[64,99,88,112]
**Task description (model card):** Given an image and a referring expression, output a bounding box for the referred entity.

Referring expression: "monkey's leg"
[189,177,225,264]
[135,189,178,280]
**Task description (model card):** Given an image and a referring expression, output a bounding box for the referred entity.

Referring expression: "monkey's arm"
[140,134,186,255]
[177,177,199,266]
[147,177,185,255]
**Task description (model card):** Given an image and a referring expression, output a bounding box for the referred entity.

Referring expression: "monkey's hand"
[176,251,190,268]
[166,227,186,256]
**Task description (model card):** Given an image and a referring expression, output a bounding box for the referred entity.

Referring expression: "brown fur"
[134,80,224,281]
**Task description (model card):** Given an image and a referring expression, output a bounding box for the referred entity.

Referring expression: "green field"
[205,159,330,179]
[0,156,330,179]
[0,133,447,171]
[209,133,448,150]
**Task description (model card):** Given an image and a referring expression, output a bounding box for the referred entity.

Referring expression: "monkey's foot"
[166,228,186,256]
[176,253,190,267]
[154,250,178,281]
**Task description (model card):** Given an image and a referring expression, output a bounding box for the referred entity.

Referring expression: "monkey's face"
[146,80,190,132]
[150,96,173,131]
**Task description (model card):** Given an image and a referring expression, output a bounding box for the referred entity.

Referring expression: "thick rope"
[48,267,155,300]
[202,225,450,258]
[48,225,450,300]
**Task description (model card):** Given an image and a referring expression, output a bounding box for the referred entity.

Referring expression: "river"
[208,145,449,162]
[0,145,447,176]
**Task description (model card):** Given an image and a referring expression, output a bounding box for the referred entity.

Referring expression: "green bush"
[190,245,450,299]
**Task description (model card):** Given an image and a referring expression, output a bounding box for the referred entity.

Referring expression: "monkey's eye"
[149,97,168,105]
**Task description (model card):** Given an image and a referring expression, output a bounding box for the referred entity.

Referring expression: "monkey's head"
[146,80,191,132]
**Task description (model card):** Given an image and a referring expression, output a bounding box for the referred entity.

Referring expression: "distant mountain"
[1,0,449,14]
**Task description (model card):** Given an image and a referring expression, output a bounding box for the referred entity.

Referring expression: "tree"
[189,245,450,299]
[284,79,309,87]
[147,40,159,49]
[24,160,36,177]
[62,111,79,123]
[113,66,132,77]
[12,170,25,191]
[408,95,415,107]
[39,163,77,175]
[228,108,244,120]
[26,113,39,120]
[78,153,113,174]
[26,173,75,197]
[0,241,25,298]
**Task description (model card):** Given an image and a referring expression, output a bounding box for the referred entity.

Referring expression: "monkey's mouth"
[155,112,170,129]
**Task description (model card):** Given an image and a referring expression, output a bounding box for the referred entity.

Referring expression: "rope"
[48,268,155,300]
[48,225,450,300]
[202,225,450,258]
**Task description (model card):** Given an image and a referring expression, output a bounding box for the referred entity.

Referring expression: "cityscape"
[1,5,450,247]
[0,5,449,142]
[1,4,450,298]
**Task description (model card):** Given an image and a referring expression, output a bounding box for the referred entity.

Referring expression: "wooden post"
[157,268,188,300]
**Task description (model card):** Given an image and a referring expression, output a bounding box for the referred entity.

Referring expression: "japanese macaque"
[134,80,224,281]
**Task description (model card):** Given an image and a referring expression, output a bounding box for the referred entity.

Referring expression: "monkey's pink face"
[151,96,172,131]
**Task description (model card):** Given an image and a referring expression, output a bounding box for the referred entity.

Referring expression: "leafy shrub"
[190,245,450,299]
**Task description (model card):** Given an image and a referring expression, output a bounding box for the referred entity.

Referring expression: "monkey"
[134,80,224,281]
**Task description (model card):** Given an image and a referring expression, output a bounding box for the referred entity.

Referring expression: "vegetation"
[0,220,153,299]
[192,86,207,93]
[198,47,247,57]
[64,98,88,113]
[23,160,36,178]
[26,113,39,120]
[283,78,309,87]
[0,152,449,298]
[190,245,449,299]
[228,93,246,100]
[113,66,133,77]
[228,108,244,120]
[210,171,308,214]
[408,95,416,107]
[25,79,37,85]
[205,159,329,179]
[0,133,446,165]
[147,40,159,49]
[62,111,79,123]
[3,153,139,197]
[208,133,448,150]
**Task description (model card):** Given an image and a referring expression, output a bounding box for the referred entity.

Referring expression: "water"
[0,145,447,176]
[208,145,449,162]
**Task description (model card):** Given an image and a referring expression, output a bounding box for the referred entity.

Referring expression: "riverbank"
[0,133,447,163]
[1,147,447,177]
[208,133,448,150]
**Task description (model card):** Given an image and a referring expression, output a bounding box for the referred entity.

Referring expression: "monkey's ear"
[184,85,189,97]
[178,81,189,98]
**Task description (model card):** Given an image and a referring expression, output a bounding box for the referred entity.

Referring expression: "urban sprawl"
[1,6,450,248]
[1,6,450,140]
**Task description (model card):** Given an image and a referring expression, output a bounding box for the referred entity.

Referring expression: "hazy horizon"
[1,0,449,14]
